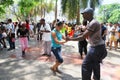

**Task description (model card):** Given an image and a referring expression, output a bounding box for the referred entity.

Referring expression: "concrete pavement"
[0,38,120,80]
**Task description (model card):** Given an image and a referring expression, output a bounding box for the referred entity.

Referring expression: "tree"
[61,0,82,22]
[18,0,35,20]
[18,0,54,21]
[108,9,120,23]
[89,0,101,10]
[98,3,120,23]
[31,0,54,18]
[0,0,14,16]
[61,0,101,24]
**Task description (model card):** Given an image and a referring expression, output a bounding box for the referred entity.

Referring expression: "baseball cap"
[40,18,45,21]
[81,8,94,14]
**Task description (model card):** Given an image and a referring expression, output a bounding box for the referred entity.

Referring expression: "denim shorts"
[51,47,63,63]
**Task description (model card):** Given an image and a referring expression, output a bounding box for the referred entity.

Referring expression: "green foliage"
[0,0,14,6]
[18,0,54,20]
[89,0,101,10]
[61,0,101,21]
[108,9,120,23]
[98,3,120,23]
[0,0,14,15]
[61,0,85,20]
[18,0,35,18]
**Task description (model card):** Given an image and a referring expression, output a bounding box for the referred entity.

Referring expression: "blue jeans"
[51,47,63,63]
[82,44,107,80]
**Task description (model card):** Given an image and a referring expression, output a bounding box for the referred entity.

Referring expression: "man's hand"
[66,36,72,41]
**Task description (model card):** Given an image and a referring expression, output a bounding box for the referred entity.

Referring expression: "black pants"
[27,30,30,41]
[8,33,15,49]
[0,38,6,48]
[78,40,88,56]
[82,44,107,80]
[37,30,42,41]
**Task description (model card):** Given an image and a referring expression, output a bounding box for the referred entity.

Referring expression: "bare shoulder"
[51,31,56,37]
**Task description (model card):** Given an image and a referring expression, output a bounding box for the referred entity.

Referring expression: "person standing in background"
[30,22,34,38]
[36,20,42,41]
[25,19,30,40]
[7,19,15,51]
[117,23,120,47]
[40,19,51,56]
[109,23,118,50]
[78,20,88,59]
[17,23,29,57]
[106,23,112,47]
[101,23,107,41]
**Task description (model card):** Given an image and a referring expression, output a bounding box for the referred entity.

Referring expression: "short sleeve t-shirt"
[109,26,119,39]
[51,29,62,48]
[87,19,104,46]
[118,27,120,32]
[110,27,116,35]
[26,23,30,30]
[7,23,15,33]
[17,29,29,37]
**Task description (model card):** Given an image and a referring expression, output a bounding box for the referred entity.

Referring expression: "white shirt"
[7,23,15,33]
[30,24,34,31]
[109,26,118,39]
[40,23,51,41]
[2,32,7,38]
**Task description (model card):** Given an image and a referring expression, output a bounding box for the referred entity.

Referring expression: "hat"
[81,8,94,14]
[40,18,45,21]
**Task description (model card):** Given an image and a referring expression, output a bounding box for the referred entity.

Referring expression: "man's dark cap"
[81,8,94,14]
[41,18,45,21]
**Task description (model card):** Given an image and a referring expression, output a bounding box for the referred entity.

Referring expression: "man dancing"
[67,8,107,80]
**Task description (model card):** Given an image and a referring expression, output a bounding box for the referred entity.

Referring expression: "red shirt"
[69,30,75,37]
[26,23,30,30]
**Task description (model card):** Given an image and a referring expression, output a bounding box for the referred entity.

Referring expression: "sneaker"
[22,51,26,57]
[7,48,13,51]
[56,68,62,74]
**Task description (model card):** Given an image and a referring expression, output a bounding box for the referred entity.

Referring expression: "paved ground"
[0,38,120,80]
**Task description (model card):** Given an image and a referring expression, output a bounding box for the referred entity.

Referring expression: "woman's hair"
[56,21,63,27]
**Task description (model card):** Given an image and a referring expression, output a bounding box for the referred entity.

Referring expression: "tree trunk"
[43,8,46,18]
[55,0,58,21]
[41,0,43,18]
[76,0,80,25]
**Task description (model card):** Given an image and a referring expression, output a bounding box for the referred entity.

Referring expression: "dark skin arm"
[40,24,51,33]
[67,29,92,41]
[41,30,51,33]
[102,29,107,37]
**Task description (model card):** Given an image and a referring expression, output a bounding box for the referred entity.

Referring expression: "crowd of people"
[0,7,120,80]
[0,17,120,57]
